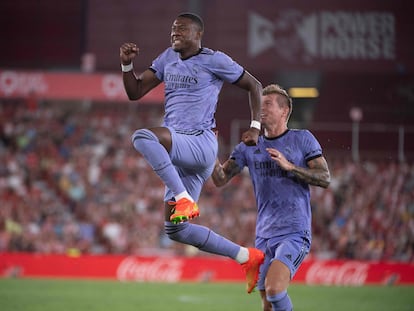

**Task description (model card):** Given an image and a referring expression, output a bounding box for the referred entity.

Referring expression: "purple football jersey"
[231,129,323,239]
[150,47,244,130]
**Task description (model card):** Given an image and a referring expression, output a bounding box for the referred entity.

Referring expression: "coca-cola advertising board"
[1,253,413,285]
[0,70,164,103]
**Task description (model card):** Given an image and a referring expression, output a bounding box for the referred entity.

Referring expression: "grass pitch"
[0,278,413,311]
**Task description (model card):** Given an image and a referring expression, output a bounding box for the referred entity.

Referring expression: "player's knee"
[265,261,291,296]
[265,281,287,297]
[131,128,158,145]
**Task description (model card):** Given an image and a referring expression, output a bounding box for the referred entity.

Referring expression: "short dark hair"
[177,12,204,32]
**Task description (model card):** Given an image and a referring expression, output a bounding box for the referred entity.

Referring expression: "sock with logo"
[165,221,240,258]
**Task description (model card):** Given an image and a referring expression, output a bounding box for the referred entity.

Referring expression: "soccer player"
[119,13,264,292]
[212,84,331,310]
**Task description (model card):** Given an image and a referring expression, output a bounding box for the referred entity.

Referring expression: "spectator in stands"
[0,97,413,264]
[119,12,264,293]
[212,84,331,311]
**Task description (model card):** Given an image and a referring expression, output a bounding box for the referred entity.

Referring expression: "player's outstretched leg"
[242,248,265,294]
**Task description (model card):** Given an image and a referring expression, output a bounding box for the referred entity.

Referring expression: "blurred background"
[0,0,413,263]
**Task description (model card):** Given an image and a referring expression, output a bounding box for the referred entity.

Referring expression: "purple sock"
[165,221,240,258]
[132,129,185,196]
[267,291,293,311]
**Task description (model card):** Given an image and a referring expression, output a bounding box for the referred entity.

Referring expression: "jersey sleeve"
[302,130,323,161]
[209,51,244,84]
[149,48,171,81]
[229,142,247,170]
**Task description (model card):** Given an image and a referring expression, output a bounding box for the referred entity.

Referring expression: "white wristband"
[121,63,133,72]
[250,120,261,130]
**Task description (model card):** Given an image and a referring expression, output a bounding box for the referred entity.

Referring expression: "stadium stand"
[1,99,412,262]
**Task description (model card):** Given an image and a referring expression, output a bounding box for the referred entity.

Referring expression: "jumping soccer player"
[119,12,264,293]
[212,84,331,310]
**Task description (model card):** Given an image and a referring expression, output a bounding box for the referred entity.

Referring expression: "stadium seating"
[0,99,412,262]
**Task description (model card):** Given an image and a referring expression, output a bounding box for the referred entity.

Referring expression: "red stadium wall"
[0,70,163,104]
[1,253,413,286]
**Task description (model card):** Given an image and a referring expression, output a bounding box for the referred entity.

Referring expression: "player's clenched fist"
[241,128,259,146]
[120,43,139,64]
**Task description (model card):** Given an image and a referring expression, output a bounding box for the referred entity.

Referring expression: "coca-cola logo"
[0,71,48,96]
[305,261,368,285]
[102,74,125,98]
[116,256,184,282]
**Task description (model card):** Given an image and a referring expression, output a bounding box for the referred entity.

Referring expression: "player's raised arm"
[234,70,263,146]
[119,42,161,100]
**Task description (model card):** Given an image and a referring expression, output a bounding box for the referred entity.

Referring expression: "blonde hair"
[263,84,292,120]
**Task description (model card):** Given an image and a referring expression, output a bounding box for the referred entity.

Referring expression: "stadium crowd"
[0,99,413,262]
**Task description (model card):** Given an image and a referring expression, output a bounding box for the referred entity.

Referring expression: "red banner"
[0,253,244,282]
[297,259,414,286]
[1,253,413,285]
[0,70,164,103]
